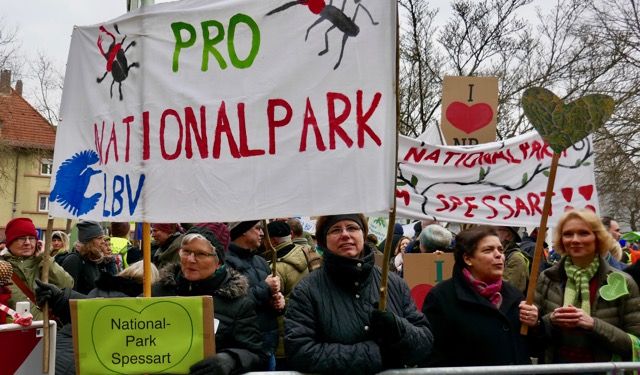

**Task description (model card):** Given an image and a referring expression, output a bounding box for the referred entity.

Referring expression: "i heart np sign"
[71,297,214,374]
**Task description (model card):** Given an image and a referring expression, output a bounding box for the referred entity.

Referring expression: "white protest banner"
[49,0,396,222]
[395,131,598,226]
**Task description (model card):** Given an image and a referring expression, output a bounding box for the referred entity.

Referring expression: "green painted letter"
[171,22,197,72]
[227,13,260,69]
[201,20,227,71]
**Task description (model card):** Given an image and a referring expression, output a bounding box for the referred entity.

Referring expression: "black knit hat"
[267,221,291,238]
[185,226,225,264]
[315,214,368,249]
[228,220,260,241]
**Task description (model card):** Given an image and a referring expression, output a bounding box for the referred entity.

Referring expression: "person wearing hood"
[284,214,433,374]
[0,217,73,321]
[496,226,529,294]
[152,226,267,374]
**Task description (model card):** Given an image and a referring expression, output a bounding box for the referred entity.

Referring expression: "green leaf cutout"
[521,87,615,153]
[599,272,630,301]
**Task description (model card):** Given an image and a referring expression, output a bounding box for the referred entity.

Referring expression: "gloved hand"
[190,352,236,375]
[35,279,63,307]
[370,309,406,344]
[370,309,407,369]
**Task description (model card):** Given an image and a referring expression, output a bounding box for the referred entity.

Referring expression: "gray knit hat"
[77,221,104,243]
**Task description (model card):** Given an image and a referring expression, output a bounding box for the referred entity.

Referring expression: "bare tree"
[29,51,63,125]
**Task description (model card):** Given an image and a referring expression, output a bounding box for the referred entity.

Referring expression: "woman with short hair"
[422,225,539,366]
[152,227,266,375]
[535,209,640,364]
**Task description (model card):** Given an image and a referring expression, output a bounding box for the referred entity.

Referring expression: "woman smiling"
[535,209,640,364]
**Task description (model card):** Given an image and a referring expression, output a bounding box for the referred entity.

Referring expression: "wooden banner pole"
[143,223,152,297]
[262,219,277,277]
[520,152,560,335]
[41,217,54,373]
[379,2,400,312]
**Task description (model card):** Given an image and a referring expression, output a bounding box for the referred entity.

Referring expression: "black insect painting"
[96,24,139,100]
[267,0,379,70]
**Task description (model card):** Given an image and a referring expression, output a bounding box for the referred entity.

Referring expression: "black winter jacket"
[60,251,101,295]
[152,264,266,373]
[284,244,433,374]
[226,244,279,335]
[423,265,533,366]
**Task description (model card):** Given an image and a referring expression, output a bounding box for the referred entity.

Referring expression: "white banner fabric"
[396,132,599,227]
[49,0,396,222]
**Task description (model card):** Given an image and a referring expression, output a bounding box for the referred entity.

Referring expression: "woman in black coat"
[151,228,266,375]
[422,225,540,367]
[284,214,433,374]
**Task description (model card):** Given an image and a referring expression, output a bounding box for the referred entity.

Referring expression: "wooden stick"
[41,217,54,373]
[65,218,73,234]
[143,223,151,297]
[379,2,400,312]
[520,152,560,335]
[261,219,277,276]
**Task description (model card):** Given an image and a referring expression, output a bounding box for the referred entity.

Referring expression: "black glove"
[35,279,63,307]
[370,309,406,344]
[190,352,236,375]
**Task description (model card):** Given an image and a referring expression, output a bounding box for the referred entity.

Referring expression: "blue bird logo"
[49,150,103,216]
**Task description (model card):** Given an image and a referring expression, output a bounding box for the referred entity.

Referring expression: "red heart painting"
[445,102,494,134]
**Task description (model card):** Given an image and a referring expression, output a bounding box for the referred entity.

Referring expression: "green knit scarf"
[563,256,600,315]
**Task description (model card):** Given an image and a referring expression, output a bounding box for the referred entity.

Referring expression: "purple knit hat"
[194,223,231,252]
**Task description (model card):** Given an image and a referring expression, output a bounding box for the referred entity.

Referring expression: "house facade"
[0,69,69,239]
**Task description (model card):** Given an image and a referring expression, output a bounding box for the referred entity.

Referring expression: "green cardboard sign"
[71,297,214,374]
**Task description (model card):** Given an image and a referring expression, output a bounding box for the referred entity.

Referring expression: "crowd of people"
[1,209,640,374]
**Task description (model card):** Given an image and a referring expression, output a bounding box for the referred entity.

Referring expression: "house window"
[40,159,53,176]
[38,194,49,212]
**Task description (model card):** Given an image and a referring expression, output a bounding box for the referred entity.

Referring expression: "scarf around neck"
[462,267,503,308]
[563,256,600,315]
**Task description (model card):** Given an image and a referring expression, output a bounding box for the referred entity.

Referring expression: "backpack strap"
[11,273,36,305]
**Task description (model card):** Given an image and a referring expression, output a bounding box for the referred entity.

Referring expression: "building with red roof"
[0,69,69,239]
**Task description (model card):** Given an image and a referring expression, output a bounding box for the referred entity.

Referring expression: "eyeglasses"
[179,248,217,261]
[15,236,37,244]
[327,225,362,237]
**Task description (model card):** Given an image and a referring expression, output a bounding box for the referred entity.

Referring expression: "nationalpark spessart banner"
[50,0,396,222]
[395,131,598,227]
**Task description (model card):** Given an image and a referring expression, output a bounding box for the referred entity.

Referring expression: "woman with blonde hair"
[535,209,640,364]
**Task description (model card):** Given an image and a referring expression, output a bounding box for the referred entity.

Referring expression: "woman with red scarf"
[422,225,539,366]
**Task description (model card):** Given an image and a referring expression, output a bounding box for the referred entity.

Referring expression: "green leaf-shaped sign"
[599,272,630,301]
[521,87,615,153]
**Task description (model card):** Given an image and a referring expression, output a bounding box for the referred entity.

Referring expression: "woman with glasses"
[0,217,73,321]
[284,214,434,374]
[152,226,267,375]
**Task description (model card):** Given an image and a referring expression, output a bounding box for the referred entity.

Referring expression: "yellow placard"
[71,296,214,374]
